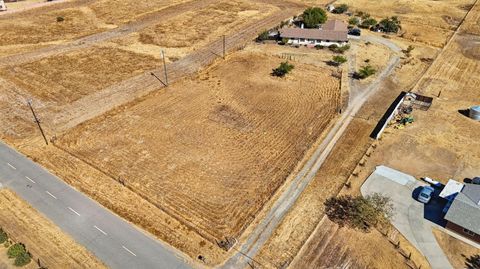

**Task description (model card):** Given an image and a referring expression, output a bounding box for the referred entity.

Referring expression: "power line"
[27,100,48,145]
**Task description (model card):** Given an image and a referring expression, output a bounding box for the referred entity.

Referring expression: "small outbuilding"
[0,0,6,11]
[469,105,480,121]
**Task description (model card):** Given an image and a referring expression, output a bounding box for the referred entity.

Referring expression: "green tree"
[324,193,393,232]
[348,17,360,26]
[356,65,376,79]
[271,61,294,77]
[379,16,401,33]
[256,30,269,42]
[14,252,31,267]
[359,17,377,29]
[302,7,327,28]
[0,229,7,244]
[333,4,349,14]
[332,55,347,65]
[7,243,26,258]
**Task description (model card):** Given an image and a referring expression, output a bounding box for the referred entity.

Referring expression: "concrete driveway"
[361,166,453,269]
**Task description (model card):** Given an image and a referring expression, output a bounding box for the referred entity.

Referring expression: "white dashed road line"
[68,207,81,216]
[45,191,57,199]
[122,246,137,257]
[94,225,108,236]
[6,163,16,170]
[25,176,36,184]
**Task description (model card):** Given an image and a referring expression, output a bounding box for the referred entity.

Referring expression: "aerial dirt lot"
[1,46,160,104]
[0,189,106,269]
[253,32,438,268]
[336,0,475,47]
[56,51,340,243]
[112,0,278,60]
[368,2,480,183]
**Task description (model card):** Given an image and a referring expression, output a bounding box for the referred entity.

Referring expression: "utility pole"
[162,50,168,86]
[27,100,48,145]
[222,35,226,59]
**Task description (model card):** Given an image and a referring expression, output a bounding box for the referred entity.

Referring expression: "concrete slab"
[362,166,453,269]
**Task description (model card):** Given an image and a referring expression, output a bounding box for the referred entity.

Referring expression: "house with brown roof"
[279,19,349,47]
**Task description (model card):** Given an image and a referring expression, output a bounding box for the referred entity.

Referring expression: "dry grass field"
[56,51,340,242]
[369,2,480,182]
[336,0,475,47]
[1,46,160,104]
[433,229,480,269]
[0,189,106,269]
[110,0,277,61]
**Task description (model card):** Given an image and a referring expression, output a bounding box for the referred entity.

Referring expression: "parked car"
[348,28,361,36]
[418,186,435,203]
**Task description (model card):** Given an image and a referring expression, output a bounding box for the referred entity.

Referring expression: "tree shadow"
[464,254,480,269]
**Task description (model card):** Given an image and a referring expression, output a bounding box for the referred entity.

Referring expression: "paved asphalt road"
[0,141,192,269]
[362,166,453,269]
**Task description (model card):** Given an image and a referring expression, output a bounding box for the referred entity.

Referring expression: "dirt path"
[219,36,401,269]
[0,0,85,17]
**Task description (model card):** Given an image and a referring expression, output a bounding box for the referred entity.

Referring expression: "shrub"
[332,4,348,14]
[315,44,324,50]
[256,30,269,42]
[329,44,350,54]
[14,252,31,267]
[7,243,26,259]
[356,65,376,79]
[302,7,327,28]
[0,229,7,244]
[325,193,393,232]
[56,16,64,22]
[332,55,347,65]
[379,16,401,33]
[359,18,377,29]
[271,61,294,77]
[348,17,360,26]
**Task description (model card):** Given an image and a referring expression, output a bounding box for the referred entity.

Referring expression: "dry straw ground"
[0,189,106,269]
[337,0,475,47]
[57,51,340,242]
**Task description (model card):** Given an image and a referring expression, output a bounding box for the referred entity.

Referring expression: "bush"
[271,61,294,77]
[332,4,348,14]
[0,229,7,244]
[256,30,269,42]
[359,17,377,29]
[379,16,401,33]
[314,44,324,50]
[56,16,64,22]
[14,252,31,267]
[355,65,376,79]
[302,7,327,28]
[332,55,347,65]
[329,44,350,54]
[348,17,360,26]
[7,243,26,259]
[324,193,393,232]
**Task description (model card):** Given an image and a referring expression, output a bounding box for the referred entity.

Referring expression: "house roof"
[445,184,480,234]
[322,20,348,31]
[279,20,348,42]
[462,183,480,204]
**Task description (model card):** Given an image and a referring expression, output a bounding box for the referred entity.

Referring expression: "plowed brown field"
[56,51,340,242]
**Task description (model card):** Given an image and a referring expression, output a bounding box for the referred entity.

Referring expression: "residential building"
[279,19,349,47]
[441,181,480,243]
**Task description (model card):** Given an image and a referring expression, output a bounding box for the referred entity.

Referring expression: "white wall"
[287,38,348,47]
